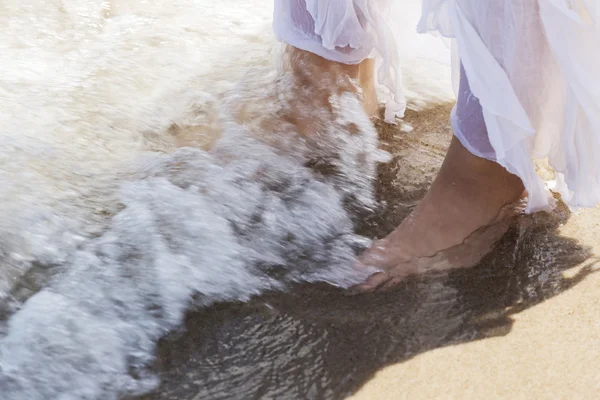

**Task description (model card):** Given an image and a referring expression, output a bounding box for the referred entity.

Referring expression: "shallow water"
[1,1,595,399]
[135,107,593,400]
[0,0,427,398]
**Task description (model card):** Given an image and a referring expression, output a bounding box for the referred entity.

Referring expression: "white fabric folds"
[420,0,600,212]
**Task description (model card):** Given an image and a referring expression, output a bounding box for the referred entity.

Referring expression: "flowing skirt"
[274,0,600,212]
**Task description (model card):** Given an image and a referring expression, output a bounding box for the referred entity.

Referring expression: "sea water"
[0,1,453,398]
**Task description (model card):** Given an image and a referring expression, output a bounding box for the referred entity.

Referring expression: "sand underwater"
[0,1,599,399]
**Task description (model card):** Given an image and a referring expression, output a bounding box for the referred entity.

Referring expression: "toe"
[353,272,390,292]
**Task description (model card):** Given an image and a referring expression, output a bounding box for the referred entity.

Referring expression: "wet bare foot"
[357,136,526,290]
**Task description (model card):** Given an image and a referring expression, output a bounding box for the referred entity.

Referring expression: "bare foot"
[356,136,526,290]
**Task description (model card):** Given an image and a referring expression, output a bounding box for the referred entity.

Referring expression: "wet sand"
[139,103,600,399]
[351,106,600,400]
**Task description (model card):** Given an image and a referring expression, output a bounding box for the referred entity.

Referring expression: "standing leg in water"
[286,46,380,118]
[272,0,402,121]
[358,58,379,118]
[357,65,526,290]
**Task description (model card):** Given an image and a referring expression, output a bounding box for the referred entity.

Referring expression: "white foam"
[0,1,452,398]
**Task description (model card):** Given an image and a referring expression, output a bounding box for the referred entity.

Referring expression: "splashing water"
[0,1,397,398]
[0,0,454,398]
[0,126,384,398]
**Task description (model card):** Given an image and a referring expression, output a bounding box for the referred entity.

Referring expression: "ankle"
[439,138,524,198]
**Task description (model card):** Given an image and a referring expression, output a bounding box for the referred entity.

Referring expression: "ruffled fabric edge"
[419,0,600,213]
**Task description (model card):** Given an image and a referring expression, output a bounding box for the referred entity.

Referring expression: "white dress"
[274,0,600,213]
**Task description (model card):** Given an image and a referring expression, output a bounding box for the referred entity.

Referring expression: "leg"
[287,46,379,118]
[273,0,383,119]
[357,68,526,290]
[358,58,379,118]
[283,46,379,137]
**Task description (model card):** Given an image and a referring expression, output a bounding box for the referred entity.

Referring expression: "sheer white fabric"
[273,0,600,213]
[419,0,600,212]
[273,0,407,123]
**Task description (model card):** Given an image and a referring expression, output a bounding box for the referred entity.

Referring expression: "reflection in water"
[140,108,593,400]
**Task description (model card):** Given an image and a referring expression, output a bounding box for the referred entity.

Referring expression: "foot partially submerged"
[357,136,526,290]
[285,46,380,121]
